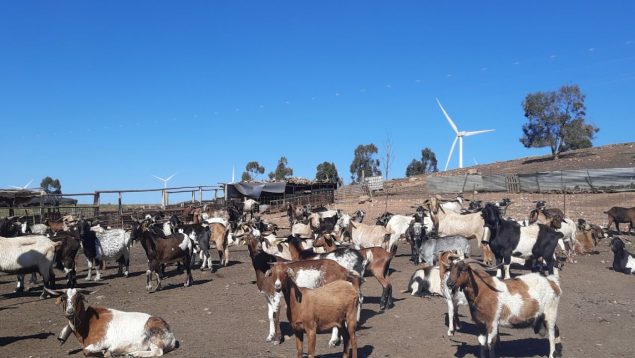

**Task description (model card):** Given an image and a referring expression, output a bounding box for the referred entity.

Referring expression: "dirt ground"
[2,208,635,358]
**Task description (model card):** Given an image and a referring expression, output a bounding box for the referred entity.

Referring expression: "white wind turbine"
[436,98,495,170]
[9,179,34,190]
[153,173,176,188]
[153,173,176,209]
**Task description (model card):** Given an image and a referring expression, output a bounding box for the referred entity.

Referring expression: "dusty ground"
[2,209,635,358]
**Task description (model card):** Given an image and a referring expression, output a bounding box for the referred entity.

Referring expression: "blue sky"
[1,1,634,203]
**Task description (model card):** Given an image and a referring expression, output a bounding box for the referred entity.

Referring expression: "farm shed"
[224,179,337,210]
[0,189,78,216]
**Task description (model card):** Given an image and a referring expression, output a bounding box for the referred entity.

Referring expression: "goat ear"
[286,267,295,278]
[55,296,64,305]
[264,269,272,277]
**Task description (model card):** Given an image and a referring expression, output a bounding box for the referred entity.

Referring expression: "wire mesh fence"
[427,167,635,194]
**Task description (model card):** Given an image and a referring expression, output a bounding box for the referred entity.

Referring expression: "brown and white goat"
[447,260,562,358]
[269,263,359,358]
[48,288,177,357]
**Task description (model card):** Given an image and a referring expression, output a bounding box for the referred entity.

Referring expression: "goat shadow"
[0,332,54,347]
[98,270,145,280]
[319,344,374,358]
[453,336,561,358]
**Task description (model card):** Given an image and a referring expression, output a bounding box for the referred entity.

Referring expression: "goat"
[270,263,359,358]
[178,223,212,270]
[610,237,635,274]
[77,219,132,281]
[481,204,563,279]
[44,218,68,234]
[131,220,194,292]
[47,288,178,356]
[404,251,467,336]
[575,219,599,255]
[348,221,392,250]
[245,234,285,344]
[286,236,366,277]
[0,216,23,237]
[376,213,414,252]
[208,221,233,267]
[47,230,80,288]
[359,246,397,310]
[267,261,361,347]
[0,235,62,298]
[243,198,259,221]
[447,260,562,358]
[417,234,471,265]
[461,200,483,214]
[529,211,578,262]
[426,197,494,265]
[287,203,308,227]
[605,206,635,234]
[291,222,314,239]
[534,201,565,218]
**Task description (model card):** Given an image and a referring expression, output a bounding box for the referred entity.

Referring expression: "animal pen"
[0,185,225,228]
[1,179,337,227]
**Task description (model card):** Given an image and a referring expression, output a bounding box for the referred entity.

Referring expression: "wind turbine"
[152,173,176,188]
[436,98,495,170]
[9,179,34,190]
[153,173,176,209]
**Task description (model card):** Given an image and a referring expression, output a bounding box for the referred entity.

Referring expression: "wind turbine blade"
[463,129,495,137]
[436,98,459,135]
[165,173,177,181]
[24,179,34,188]
[153,175,166,181]
[444,136,459,171]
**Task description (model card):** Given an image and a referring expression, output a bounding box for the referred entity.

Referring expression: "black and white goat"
[610,237,635,274]
[481,203,563,279]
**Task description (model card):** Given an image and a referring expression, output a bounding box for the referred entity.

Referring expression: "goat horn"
[43,287,65,296]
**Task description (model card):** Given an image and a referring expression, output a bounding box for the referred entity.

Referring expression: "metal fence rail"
[427,167,635,194]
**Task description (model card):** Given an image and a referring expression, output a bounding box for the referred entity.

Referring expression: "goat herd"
[0,198,634,358]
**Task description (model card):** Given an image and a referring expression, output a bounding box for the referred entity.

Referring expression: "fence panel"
[427,167,635,194]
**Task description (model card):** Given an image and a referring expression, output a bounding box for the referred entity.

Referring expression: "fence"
[0,185,225,228]
[426,167,635,194]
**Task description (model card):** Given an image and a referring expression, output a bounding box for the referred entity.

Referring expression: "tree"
[349,143,381,183]
[315,162,340,184]
[241,161,265,181]
[405,147,439,177]
[520,84,599,159]
[268,156,294,180]
[40,176,62,194]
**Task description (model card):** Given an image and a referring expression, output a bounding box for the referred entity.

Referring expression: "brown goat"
[605,206,635,234]
[359,246,397,310]
[270,263,359,358]
[209,222,230,266]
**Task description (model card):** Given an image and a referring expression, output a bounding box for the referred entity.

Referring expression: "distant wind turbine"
[436,98,495,170]
[9,179,34,190]
[153,173,176,188]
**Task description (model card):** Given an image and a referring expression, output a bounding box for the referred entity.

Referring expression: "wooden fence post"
[93,192,100,217]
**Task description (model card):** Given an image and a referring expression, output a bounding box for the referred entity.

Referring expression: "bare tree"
[383,136,393,212]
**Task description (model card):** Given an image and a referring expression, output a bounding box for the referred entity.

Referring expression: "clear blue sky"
[1,1,634,203]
